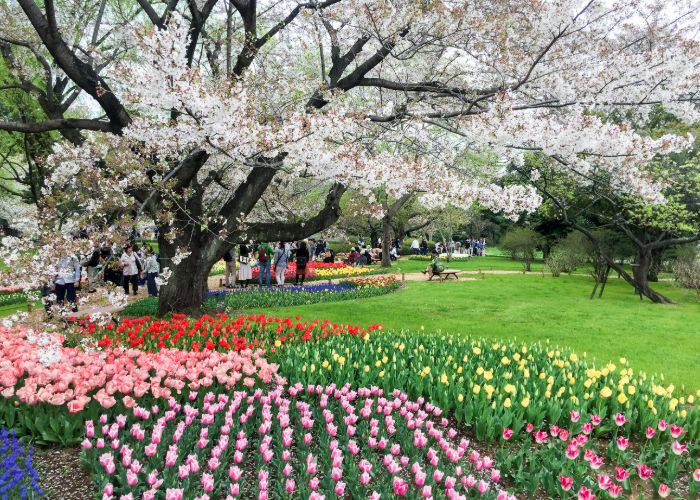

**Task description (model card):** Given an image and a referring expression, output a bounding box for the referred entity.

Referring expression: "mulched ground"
[33,445,93,499]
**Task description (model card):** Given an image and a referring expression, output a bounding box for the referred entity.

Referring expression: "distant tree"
[500,227,543,271]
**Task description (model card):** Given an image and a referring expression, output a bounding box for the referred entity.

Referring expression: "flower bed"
[209,277,401,310]
[270,330,700,497]
[81,383,514,499]
[122,277,401,316]
[210,259,381,281]
[272,331,698,440]
[1,427,42,498]
[76,313,382,353]
[0,325,280,445]
[499,412,699,498]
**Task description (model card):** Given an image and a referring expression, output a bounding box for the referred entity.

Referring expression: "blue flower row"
[0,427,42,499]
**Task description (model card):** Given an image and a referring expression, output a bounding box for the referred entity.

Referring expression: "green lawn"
[261,273,700,393]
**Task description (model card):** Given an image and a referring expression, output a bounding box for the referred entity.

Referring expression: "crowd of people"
[43,234,488,313]
[411,237,487,256]
[45,242,161,314]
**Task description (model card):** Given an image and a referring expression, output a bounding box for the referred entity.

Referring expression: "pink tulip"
[334,481,346,495]
[658,484,670,498]
[229,483,239,496]
[672,440,687,455]
[308,477,319,490]
[502,428,514,440]
[392,477,408,496]
[577,486,594,500]
[570,411,580,422]
[477,480,489,493]
[165,489,184,500]
[608,484,623,498]
[613,413,628,426]
[646,427,656,439]
[670,425,684,438]
[637,463,653,480]
[615,466,629,482]
[559,476,573,491]
[597,473,612,490]
[694,469,700,482]
[658,420,668,431]
[285,479,295,493]
[616,436,629,451]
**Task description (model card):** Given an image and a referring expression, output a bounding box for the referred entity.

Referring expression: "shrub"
[499,228,543,271]
[672,248,700,294]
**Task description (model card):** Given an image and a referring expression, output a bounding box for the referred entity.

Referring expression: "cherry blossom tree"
[1,0,698,314]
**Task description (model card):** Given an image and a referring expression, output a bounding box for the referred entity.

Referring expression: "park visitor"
[420,238,428,255]
[54,253,81,312]
[411,238,420,254]
[223,249,235,288]
[294,240,310,285]
[84,247,101,292]
[143,248,160,297]
[257,242,273,288]
[119,244,141,296]
[237,243,252,287]
[424,252,445,279]
[273,242,291,285]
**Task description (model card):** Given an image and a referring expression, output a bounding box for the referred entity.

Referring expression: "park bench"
[422,269,460,281]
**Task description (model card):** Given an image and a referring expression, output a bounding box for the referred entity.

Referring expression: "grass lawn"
[261,273,700,393]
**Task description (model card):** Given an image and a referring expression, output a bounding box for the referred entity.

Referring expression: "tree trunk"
[381,215,391,268]
[572,225,674,304]
[648,248,663,282]
[156,233,216,316]
[630,250,672,303]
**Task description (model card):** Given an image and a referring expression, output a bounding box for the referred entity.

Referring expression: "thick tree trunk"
[631,250,673,303]
[381,215,391,268]
[157,261,210,316]
[156,233,217,316]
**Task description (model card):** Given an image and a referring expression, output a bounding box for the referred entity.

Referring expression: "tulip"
[637,464,653,480]
[616,436,629,451]
[670,425,684,438]
[558,474,573,492]
[477,480,489,493]
[597,473,612,490]
[502,428,514,440]
[285,479,295,493]
[334,481,345,495]
[645,427,656,439]
[608,484,623,498]
[613,413,628,426]
[577,486,594,500]
[615,466,629,482]
[671,440,687,455]
[658,484,670,498]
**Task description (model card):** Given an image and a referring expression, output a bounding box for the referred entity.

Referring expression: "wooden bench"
[423,269,460,281]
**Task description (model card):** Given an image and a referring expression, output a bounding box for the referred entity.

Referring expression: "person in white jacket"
[54,254,81,312]
[120,244,141,295]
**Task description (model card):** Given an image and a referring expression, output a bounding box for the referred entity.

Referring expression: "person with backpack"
[273,242,291,285]
[119,244,141,295]
[223,249,236,288]
[257,241,273,288]
[237,243,252,287]
[294,240,310,285]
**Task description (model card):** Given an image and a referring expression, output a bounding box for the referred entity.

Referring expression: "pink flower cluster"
[0,326,281,412]
[504,411,694,498]
[82,383,515,499]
